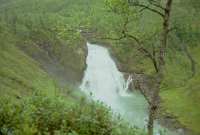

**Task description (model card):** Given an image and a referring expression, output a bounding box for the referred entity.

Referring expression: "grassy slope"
[0,33,57,97]
[0,0,87,84]
[160,46,200,134]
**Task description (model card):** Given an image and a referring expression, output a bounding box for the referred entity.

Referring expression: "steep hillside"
[0,0,88,85]
[160,46,200,134]
[0,30,57,97]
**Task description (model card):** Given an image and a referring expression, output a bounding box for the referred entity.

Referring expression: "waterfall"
[80,42,148,127]
[80,42,131,101]
[125,75,132,91]
[80,42,179,135]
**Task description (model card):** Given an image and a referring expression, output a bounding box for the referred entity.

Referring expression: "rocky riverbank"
[127,73,196,135]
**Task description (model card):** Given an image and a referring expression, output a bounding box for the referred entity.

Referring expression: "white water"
[80,42,180,135]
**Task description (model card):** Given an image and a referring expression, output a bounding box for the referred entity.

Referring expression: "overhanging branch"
[133,3,164,17]
[98,13,160,72]
[149,0,166,10]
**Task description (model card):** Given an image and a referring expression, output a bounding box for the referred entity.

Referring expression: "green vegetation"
[160,46,200,134]
[0,33,57,97]
[0,0,200,134]
[0,91,145,135]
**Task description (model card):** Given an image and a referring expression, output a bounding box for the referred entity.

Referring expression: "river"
[80,42,180,135]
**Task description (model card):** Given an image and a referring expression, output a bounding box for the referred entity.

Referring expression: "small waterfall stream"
[80,42,179,135]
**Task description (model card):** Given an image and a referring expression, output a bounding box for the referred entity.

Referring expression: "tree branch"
[149,0,166,11]
[100,35,126,41]
[129,3,164,17]
[98,13,160,72]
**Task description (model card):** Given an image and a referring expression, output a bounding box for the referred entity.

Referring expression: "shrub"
[0,92,145,135]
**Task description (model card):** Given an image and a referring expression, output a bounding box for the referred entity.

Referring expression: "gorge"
[80,42,181,135]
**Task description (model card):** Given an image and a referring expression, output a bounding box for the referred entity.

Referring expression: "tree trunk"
[147,0,173,135]
[147,80,160,135]
[148,108,154,135]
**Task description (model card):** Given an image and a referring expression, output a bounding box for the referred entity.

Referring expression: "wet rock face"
[18,38,87,86]
[126,73,156,103]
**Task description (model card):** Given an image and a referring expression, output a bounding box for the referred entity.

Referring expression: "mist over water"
[80,42,180,135]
